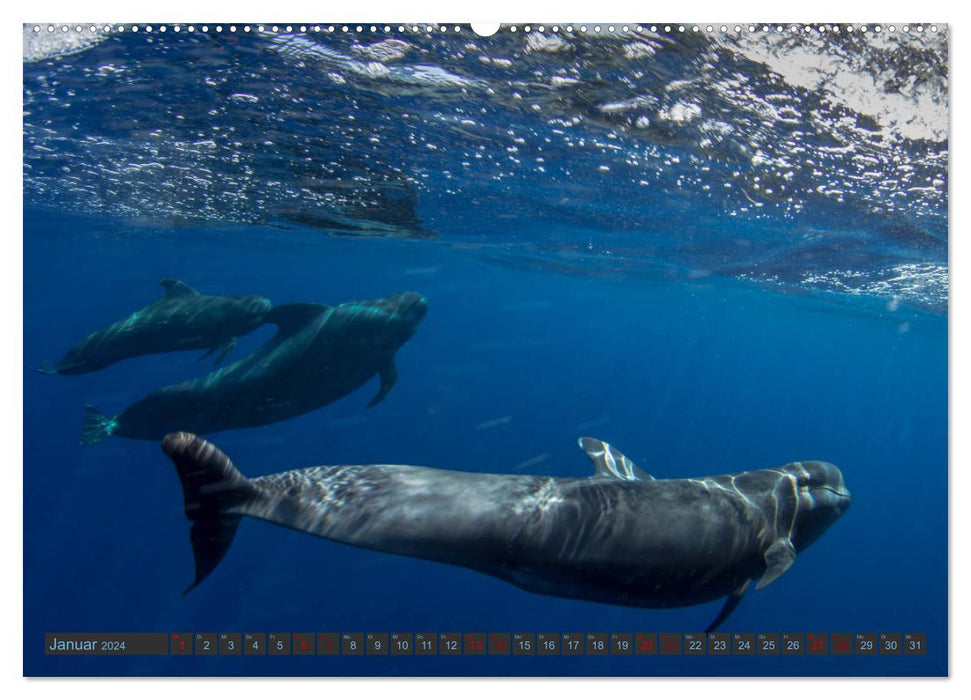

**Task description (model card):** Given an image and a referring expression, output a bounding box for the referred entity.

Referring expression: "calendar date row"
[47,632,926,657]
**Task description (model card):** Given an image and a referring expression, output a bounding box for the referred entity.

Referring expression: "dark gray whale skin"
[82,292,427,443]
[161,432,850,631]
[40,279,272,375]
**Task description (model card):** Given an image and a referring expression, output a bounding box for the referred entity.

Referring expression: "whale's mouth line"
[815,486,851,499]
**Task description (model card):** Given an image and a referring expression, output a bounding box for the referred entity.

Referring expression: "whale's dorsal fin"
[755,537,796,590]
[578,437,653,481]
[159,279,199,298]
[265,302,329,333]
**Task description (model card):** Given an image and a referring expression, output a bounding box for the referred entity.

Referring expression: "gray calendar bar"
[43,632,928,656]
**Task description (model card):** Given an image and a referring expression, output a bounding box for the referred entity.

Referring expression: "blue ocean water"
[23,26,947,677]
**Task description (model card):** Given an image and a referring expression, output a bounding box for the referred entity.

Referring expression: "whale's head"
[335,291,428,353]
[785,460,851,551]
[381,291,428,331]
[381,292,428,350]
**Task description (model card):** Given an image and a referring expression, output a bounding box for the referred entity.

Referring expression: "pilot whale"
[81,292,427,443]
[161,432,850,631]
[40,279,272,375]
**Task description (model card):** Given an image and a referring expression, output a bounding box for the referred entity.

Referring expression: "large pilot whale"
[161,432,850,631]
[81,292,428,443]
[40,279,272,375]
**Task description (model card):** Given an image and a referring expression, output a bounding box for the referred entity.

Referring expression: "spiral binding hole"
[27,22,943,39]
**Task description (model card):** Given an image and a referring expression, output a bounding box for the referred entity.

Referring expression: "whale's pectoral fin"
[159,279,199,298]
[212,337,237,364]
[756,537,797,590]
[578,437,653,481]
[367,360,398,408]
[705,578,752,633]
[161,432,262,594]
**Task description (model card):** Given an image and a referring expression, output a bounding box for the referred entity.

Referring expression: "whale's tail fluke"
[80,406,118,444]
[161,432,261,594]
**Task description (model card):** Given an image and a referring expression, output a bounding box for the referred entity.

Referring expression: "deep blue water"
[23,208,946,676]
[23,25,947,677]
